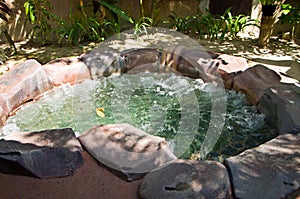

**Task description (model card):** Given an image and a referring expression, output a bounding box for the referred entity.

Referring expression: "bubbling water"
[2,73,277,160]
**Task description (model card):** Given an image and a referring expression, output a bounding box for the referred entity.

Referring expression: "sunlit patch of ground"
[197,35,300,81]
[0,36,299,81]
[0,41,98,75]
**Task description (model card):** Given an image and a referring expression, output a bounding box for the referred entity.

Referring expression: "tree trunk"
[257,3,284,48]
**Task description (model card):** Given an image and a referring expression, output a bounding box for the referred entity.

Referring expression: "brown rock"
[139,160,232,199]
[0,96,8,129]
[0,128,83,178]
[0,151,141,199]
[216,54,248,89]
[218,54,248,73]
[79,124,177,181]
[163,47,211,81]
[126,63,171,74]
[233,64,281,105]
[224,133,300,199]
[120,48,160,72]
[43,57,91,86]
[258,84,300,134]
[0,107,6,134]
[218,69,237,89]
[0,59,53,113]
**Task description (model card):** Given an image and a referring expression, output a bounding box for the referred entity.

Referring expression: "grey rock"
[0,128,83,178]
[224,133,300,199]
[139,160,232,199]
[80,47,120,79]
[258,84,300,134]
[79,124,177,181]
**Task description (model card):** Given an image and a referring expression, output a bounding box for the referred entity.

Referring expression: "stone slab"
[258,84,300,134]
[0,59,53,113]
[217,54,249,89]
[233,64,282,105]
[0,128,83,178]
[139,160,232,199]
[218,54,249,73]
[43,57,91,86]
[224,133,300,199]
[79,124,177,181]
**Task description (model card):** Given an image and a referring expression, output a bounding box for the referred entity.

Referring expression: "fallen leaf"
[96,107,105,117]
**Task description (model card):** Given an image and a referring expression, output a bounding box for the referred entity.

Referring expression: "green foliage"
[91,0,133,35]
[24,0,54,45]
[23,0,133,45]
[279,4,300,41]
[220,8,259,40]
[55,15,116,45]
[168,11,199,34]
[168,8,259,42]
[100,1,133,24]
[258,0,281,5]
[0,1,17,54]
[280,4,300,26]
[133,17,153,36]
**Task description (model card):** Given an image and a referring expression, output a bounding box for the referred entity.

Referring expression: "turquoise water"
[3,73,277,160]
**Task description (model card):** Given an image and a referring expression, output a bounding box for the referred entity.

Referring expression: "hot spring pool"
[2,73,277,160]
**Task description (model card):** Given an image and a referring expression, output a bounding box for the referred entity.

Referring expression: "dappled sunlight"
[197,36,300,82]
[225,133,300,198]
[0,40,98,75]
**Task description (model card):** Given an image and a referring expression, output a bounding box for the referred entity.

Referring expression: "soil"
[1,36,299,81]
[0,35,299,198]
[0,151,141,199]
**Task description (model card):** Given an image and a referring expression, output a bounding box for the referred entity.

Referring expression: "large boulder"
[0,128,83,178]
[139,160,232,199]
[80,47,119,79]
[0,59,53,113]
[224,133,300,199]
[233,64,282,105]
[43,57,91,86]
[117,48,160,72]
[161,46,212,81]
[257,84,300,134]
[79,124,177,181]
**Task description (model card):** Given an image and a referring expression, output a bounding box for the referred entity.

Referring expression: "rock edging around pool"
[0,48,299,198]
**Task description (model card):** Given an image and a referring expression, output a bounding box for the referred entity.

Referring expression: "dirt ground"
[0,35,299,198]
[0,151,141,199]
[1,36,300,81]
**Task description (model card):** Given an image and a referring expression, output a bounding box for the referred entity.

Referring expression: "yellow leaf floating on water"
[96,107,105,117]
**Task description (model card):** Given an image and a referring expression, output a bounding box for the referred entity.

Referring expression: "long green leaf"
[100,1,133,23]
